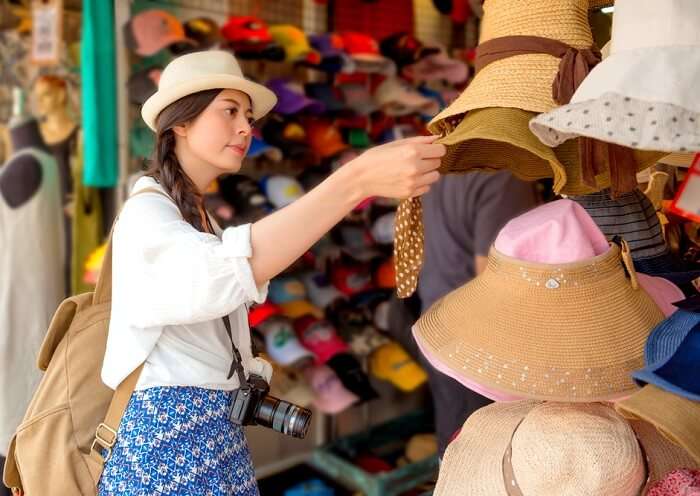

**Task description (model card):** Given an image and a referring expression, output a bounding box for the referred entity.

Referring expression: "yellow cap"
[370,342,427,392]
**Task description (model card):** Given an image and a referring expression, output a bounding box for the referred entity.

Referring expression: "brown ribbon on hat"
[475,35,601,106]
[579,138,640,197]
[394,197,424,298]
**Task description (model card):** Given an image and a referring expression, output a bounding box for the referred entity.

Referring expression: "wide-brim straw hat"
[435,401,697,496]
[436,107,664,195]
[530,0,700,153]
[659,152,696,168]
[428,0,596,131]
[616,385,700,466]
[142,50,277,131]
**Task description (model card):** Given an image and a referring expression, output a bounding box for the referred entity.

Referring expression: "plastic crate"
[310,411,439,496]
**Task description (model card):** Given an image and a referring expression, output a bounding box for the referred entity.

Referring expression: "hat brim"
[436,107,664,196]
[142,73,278,131]
[617,386,700,474]
[415,244,665,402]
[530,46,700,152]
[660,152,696,168]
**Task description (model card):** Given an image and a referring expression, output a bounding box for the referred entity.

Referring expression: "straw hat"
[141,50,277,131]
[413,200,665,402]
[435,401,695,496]
[617,385,700,466]
[659,152,696,168]
[428,0,596,130]
[530,0,700,153]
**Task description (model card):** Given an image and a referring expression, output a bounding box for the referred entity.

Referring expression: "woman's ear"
[172,124,188,137]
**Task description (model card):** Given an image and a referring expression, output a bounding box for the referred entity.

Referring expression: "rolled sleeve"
[224,224,269,304]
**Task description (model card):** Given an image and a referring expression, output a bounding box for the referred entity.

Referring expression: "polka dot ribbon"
[394,197,425,298]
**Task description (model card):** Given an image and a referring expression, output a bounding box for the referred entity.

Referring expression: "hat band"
[579,137,639,197]
[475,35,601,105]
[501,419,650,496]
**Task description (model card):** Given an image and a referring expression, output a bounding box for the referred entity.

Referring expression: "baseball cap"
[294,315,349,364]
[279,300,324,320]
[302,271,346,309]
[221,15,272,45]
[258,317,315,367]
[218,174,272,222]
[339,83,379,115]
[269,24,320,64]
[374,258,396,289]
[261,115,314,161]
[305,365,359,414]
[183,17,222,49]
[305,119,349,160]
[340,32,396,75]
[379,32,440,69]
[269,276,307,305]
[305,83,347,113]
[326,353,379,402]
[268,78,326,115]
[260,175,305,209]
[248,301,283,328]
[345,325,390,357]
[374,77,439,117]
[370,341,428,392]
[307,33,349,73]
[124,10,195,57]
[331,262,374,296]
[248,135,283,162]
[127,66,162,105]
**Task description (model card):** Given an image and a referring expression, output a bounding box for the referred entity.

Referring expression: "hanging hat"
[124,10,195,57]
[374,77,439,117]
[294,315,349,365]
[269,24,320,64]
[435,401,698,496]
[305,119,349,160]
[402,49,469,85]
[258,316,315,367]
[260,175,305,209]
[413,200,670,402]
[632,309,700,401]
[646,469,700,496]
[183,17,223,49]
[379,32,440,70]
[531,0,700,154]
[340,32,396,75]
[305,365,359,414]
[268,79,326,115]
[326,353,379,402]
[617,385,700,467]
[269,276,307,305]
[141,50,277,131]
[370,341,428,392]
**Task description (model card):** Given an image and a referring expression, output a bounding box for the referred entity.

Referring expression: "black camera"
[229,374,312,439]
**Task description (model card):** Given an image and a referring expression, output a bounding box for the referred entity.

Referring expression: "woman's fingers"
[415,170,441,188]
[410,185,431,198]
[413,142,447,160]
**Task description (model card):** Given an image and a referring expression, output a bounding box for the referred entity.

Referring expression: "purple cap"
[267,78,326,115]
[310,34,344,58]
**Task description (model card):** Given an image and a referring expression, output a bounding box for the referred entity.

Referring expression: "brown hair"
[147,89,221,232]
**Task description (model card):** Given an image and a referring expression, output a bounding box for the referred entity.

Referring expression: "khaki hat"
[435,401,696,496]
[413,200,666,402]
[141,50,277,131]
[659,152,696,168]
[616,384,700,466]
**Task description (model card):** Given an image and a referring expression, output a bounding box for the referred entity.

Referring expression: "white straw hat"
[141,50,277,131]
[530,0,700,153]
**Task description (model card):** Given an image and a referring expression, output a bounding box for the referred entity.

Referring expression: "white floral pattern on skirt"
[98,387,259,496]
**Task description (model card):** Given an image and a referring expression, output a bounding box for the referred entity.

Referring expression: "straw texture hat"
[616,385,700,466]
[435,401,696,496]
[142,50,277,131]
[531,0,700,153]
[413,200,665,401]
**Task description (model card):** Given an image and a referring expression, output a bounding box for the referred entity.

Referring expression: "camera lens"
[255,396,312,439]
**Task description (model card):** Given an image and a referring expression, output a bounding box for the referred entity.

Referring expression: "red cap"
[221,16,272,44]
[249,301,282,327]
[340,32,381,57]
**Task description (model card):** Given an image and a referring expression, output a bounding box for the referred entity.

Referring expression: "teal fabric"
[81,0,118,187]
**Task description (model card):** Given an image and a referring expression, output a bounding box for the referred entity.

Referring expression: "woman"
[98,50,443,495]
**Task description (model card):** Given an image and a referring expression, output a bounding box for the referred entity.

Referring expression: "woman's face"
[179,89,254,174]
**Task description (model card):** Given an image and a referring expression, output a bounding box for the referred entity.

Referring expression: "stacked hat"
[221,16,285,61]
[260,175,305,209]
[269,25,320,64]
[392,0,663,297]
[530,0,700,155]
[268,79,325,115]
[124,10,195,56]
[370,341,427,392]
[255,312,315,367]
[379,32,440,70]
[305,365,358,414]
[435,401,698,495]
[340,32,396,75]
[413,200,682,402]
[374,77,439,117]
[294,315,349,365]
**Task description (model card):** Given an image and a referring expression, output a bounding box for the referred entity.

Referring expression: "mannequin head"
[33,75,69,118]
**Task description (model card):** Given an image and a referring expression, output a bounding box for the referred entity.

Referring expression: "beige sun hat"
[435,401,698,496]
[530,0,700,153]
[141,50,277,131]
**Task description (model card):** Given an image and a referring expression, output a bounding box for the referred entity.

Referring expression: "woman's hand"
[347,135,446,199]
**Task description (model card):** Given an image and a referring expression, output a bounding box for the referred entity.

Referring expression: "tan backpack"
[2,188,164,495]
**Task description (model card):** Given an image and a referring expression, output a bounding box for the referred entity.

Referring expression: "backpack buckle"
[91,423,118,462]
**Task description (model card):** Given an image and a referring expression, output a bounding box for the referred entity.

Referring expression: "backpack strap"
[89,186,172,467]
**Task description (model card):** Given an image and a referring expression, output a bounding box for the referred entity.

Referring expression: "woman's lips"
[227,144,246,156]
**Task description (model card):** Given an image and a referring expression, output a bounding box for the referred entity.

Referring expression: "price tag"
[669,153,700,223]
[31,0,63,66]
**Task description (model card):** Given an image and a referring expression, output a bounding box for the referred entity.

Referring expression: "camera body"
[229,374,312,439]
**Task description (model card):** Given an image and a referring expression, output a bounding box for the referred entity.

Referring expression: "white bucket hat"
[530,0,700,153]
[141,50,277,131]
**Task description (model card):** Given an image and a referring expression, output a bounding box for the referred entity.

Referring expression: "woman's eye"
[226,107,237,116]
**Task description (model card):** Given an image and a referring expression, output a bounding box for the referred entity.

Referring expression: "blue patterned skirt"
[98,387,259,496]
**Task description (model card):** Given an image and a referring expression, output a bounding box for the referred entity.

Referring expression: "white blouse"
[101,176,272,391]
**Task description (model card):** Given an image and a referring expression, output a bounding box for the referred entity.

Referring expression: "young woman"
[98,50,444,496]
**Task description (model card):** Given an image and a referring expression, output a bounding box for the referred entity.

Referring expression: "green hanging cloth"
[81,0,118,187]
